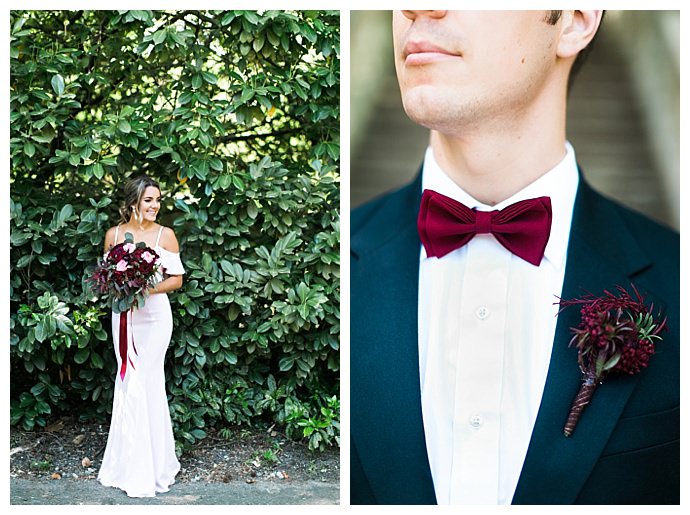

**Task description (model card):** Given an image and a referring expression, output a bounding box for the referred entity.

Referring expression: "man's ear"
[557,10,603,59]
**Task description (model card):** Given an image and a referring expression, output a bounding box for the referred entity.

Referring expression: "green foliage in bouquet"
[10,10,339,451]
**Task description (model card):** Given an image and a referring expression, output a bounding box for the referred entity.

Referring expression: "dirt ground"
[10,416,340,486]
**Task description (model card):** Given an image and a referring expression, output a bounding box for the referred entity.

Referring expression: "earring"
[132,206,142,225]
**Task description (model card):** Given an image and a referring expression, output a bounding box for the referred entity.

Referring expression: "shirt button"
[469,414,483,429]
[476,306,490,320]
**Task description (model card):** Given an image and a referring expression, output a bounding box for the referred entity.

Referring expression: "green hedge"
[10,10,340,452]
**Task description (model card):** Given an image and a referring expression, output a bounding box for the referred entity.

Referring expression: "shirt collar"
[420,142,579,269]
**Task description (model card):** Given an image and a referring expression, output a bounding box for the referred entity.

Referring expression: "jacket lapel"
[350,175,437,504]
[512,178,653,504]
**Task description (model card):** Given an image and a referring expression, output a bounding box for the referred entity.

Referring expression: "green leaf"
[51,74,65,96]
[74,348,90,364]
[30,383,46,397]
[232,175,245,191]
[31,132,55,144]
[227,305,240,321]
[201,253,213,274]
[270,279,284,294]
[602,352,621,371]
[279,356,295,371]
[146,149,165,158]
[58,204,73,224]
[201,71,217,85]
[209,157,223,171]
[12,15,28,34]
[55,315,73,334]
[130,10,149,22]
[242,12,260,24]
[16,255,33,268]
[178,91,194,105]
[23,141,36,157]
[171,30,189,47]
[239,88,254,103]
[220,260,234,276]
[118,119,131,133]
[90,352,104,368]
[92,162,105,179]
[190,428,207,439]
[221,12,236,25]
[11,231,32,246]
[253,34,265,53]
[35,318,50,342]
[152,29,167,45]
[224,351,238,365]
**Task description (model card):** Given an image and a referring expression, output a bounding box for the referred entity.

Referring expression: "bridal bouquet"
[89,232,160,313]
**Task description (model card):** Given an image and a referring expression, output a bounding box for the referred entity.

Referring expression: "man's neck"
[429,108,567,207]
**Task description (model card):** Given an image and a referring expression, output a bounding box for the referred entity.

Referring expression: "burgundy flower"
[559,284,666,437]
[88,233,160,313]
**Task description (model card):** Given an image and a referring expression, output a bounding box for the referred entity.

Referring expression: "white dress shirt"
[418,143,579,504]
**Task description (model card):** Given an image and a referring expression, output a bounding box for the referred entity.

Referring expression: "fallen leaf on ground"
[45,420,65,433]
[81,457,92,467]
[51,473,61,480]
[73,434,86,445]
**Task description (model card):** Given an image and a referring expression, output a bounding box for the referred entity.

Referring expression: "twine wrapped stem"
[564,374,598,437]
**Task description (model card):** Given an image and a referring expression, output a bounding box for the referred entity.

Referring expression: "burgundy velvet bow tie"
[417,189,552,266]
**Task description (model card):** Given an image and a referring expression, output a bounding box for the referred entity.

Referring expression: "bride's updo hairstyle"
[118,175,161,224]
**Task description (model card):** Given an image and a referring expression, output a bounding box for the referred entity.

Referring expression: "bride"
[97,175,184,497]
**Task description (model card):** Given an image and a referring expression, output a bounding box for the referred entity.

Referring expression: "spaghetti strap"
[114,225,120,244]
[155,226,164,247]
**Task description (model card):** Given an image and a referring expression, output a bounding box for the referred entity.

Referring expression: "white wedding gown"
[97,226,184,497]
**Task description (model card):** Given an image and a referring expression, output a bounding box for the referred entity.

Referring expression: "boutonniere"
[559,285,666,437]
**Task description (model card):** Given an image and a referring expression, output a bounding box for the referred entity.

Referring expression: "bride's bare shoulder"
[104,226,121,252]
[158,226,180,253]
[104,225,120,247]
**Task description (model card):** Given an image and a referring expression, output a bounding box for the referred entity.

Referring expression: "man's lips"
[403,40,461,65]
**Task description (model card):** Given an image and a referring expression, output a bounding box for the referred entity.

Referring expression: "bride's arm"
[103,227,117,253]
[151,274,183,294]
[149,227,184,295]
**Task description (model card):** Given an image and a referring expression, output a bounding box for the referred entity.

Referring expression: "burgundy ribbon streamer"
[118,309,137,381]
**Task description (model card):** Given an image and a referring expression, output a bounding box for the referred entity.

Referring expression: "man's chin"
[402,93,456,132]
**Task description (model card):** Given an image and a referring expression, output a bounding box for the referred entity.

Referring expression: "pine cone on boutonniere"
[559,284,666,437]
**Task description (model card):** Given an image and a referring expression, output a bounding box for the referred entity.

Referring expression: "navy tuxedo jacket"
[350,172,679,504]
